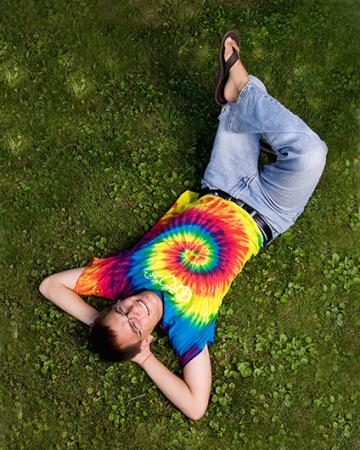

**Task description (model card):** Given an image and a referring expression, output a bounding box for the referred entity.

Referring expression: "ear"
[140,334,153,350]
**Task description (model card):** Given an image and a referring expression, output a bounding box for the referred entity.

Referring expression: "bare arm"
[39,268,99,326]
[132,344,212,420]
[40,269,212,419]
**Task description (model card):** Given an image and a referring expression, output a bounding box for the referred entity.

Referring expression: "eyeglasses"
[114,302,142,341]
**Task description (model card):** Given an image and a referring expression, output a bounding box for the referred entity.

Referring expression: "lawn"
[0,0,359,449]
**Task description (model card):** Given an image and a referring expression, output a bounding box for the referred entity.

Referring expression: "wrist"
[89,311,99,328]
[139,352,154,368]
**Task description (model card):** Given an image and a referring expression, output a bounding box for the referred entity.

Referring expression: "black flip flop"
[215,30,240,105]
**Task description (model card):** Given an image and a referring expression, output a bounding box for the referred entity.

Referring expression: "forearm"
[140,354,203,420]
[40,280,98,326]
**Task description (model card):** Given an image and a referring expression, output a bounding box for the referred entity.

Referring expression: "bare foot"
[223,37,249,102]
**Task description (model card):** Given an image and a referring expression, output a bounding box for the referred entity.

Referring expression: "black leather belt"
[199,187,273,248]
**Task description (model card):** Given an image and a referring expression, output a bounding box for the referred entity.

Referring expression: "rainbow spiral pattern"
[75,190,263,364]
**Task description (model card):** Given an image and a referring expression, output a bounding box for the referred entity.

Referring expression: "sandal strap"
[224,51,239,74]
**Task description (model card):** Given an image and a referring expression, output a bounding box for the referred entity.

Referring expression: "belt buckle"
[258,225,268,245]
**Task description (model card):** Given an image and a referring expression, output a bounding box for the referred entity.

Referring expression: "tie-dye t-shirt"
[74,190,263,367]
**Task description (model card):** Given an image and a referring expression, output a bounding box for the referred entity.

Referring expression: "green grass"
[1,0,359,448]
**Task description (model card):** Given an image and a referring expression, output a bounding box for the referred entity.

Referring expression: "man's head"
[89,290,163,362]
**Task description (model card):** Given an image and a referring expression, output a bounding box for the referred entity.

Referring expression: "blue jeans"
[201,75,328,240]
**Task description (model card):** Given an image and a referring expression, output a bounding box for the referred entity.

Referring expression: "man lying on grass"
[39,30,327,420]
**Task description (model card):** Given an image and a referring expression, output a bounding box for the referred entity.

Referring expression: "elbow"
[39,275,54,298]
[187,404,208,421]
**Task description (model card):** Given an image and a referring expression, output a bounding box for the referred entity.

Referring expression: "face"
[102,291,163,348]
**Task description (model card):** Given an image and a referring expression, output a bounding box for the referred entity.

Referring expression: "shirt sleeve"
[177,320,215,368]
[73,252,132,300]
[161,299,216,368]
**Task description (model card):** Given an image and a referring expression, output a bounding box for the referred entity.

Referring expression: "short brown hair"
[89,309,141,362]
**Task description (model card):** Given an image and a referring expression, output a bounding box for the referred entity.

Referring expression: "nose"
[128,302,144,318]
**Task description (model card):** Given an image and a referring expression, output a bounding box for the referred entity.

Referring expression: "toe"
[232,41,240,54]
[224,38,234,61]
